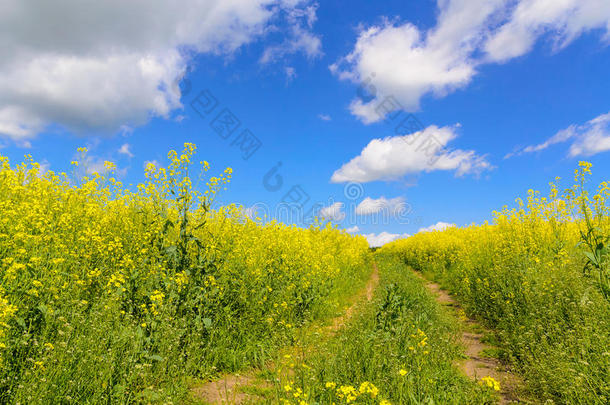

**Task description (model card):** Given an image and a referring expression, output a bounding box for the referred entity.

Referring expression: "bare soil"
[415,274,525,404]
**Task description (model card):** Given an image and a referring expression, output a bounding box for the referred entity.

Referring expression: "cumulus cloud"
[118,143,134,158]
[318,114,332,121]
[0,0,319,141]
[355,196,406,216]
[363,231,410,247]
[333,0,610,122]
[507,112,610,158]
[331,125,493,183]
[485,0,610,63]
[319,202,346,222]
[345,226,360,233]
[418,221,455,233]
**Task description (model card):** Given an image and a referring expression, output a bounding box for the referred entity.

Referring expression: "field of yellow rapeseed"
[0,144,370,403]
[3,144,609,404]
[382,162,610,403]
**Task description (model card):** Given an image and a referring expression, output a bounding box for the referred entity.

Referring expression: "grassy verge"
[406,252,610,403]
[269,254,496,405]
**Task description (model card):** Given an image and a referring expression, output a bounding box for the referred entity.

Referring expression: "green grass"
[402,249,610,403]
[269,254,496,404]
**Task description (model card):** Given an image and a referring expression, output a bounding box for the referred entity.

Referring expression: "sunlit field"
[382,162,610,403]
[0,145,371,403]
[2,0,610,404]
[2,143,609,404]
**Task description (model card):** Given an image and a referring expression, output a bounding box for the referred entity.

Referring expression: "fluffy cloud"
[331,125,492,183]
[318,114,332,121]
[418,221,455,233]
[355,196,406,216]
[0,0,318,140]
[319,202,346,222]
[345,226,360,233]
[485,0,610,62]
[363,231,410,247]
[118,143,134,158]
[507,112,610,158]
[333,0,610,122]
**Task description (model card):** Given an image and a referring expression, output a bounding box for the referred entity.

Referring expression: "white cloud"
[259,3,322,64]
[355,196,406,216]
[347,98,386,125]
[485,0,610,63]
[0,0,319,141]
[418,221,455,233]
[331,125,493,183]
[507,111,610,158]
[319,202,346,222]
[363,231,410,247]
[318,114,332,121]
[78,155,125,177]
[332,0,502,121]
[333,0,610,123]
[569,113,610,157]
[118,143,134,158]
[345,225,360,233]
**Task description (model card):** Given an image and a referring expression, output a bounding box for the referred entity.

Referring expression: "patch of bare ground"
[413,272,526,404]
[191,264,380,404]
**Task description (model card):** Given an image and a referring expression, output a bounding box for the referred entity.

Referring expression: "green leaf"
[584,251,599,266]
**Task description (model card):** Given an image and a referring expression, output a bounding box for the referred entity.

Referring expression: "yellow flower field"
[382,162,610,403]
[0,144,370,403]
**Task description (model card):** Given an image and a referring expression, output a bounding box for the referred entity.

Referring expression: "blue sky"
[1,0,609,246]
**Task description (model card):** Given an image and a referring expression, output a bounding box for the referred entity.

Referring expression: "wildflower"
[480,376,501,391]
[359,381,379,398]
[399,369,408,376]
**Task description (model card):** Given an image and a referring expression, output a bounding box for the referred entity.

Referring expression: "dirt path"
[413,272,523,404]
[330,263,378,332]
[192,264,380,404]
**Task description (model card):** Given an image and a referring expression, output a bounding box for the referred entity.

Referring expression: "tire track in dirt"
[330,263,378,332]
[413,271,524,404]
[192,263,380,404]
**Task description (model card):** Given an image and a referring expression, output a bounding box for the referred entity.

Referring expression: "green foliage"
[273,256,495,405]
